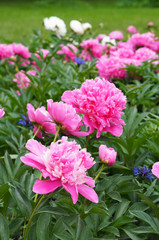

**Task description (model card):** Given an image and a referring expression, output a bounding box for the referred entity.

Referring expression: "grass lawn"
[0,0,159,42]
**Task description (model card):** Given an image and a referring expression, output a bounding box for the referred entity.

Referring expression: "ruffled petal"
[63,183,78,204]
[33,179,62,194]
[78,184,98,203]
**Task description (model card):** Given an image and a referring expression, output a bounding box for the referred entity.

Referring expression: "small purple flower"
[74,57,85,65]
[18,115,33,129]
[134,166,155,181]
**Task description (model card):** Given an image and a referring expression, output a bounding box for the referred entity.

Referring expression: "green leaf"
[103,226,120,237]
[0,213,9,240]
[121,227,142,240]
[111,216,135,227]
[129,210,158,232]
[114,199,130,220]
[108,191,122,202]
[36,206,69,216]
[4,152,14,179]
[9,218,24,236]
[85,204,109,216]
[36,213,51,240]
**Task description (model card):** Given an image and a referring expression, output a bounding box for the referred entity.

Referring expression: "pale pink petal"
[27,104,36,121]
[0,108,5,118]
[21,156,45,171]
[78,184,98,203]
[26,139,47,156]
[63,183,78,204]
[85,176,95,187]
[33,179,62,194]
[152,162,159,178]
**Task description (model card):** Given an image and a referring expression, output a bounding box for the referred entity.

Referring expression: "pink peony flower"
[152,162,159,178]
[27,103,56,138]
[99,145,117,165]
[128,32,158,52]
[96,34,107,41]
[11,43,31,58]
[34,49,50,60]
[21,136,98,204]
[0,44,14,60]
[96,55,127,80]
[111,48,135,59]
[57,44,78,62]
[13,70,36,90]
[62,78,126,138]
[47,99,88,137]
[0,108,5,118]
[127,25,137,34]
[109,31,124,40]
[134,47,158,61]
[80,39,105,60]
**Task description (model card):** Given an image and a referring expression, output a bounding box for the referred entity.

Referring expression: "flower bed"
[0,17,159,240]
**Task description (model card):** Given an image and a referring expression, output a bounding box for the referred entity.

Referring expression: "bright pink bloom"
[109,31,124,40]
[80,39,105,60]
[96,55,127,80]
[11,43,31,58]
[128,32,158,52]
[134,47,158,61]
[21,137,98,204]
[99,145,117,165]
[152,162,159,178]
[147,22,154,27]
[34,49,50,60]
[27,103,56,138]
[0,108,5,118]
[127,25,137,34]
[0,44,14,60]
[62,78,126,138]
[96,34,107,41]
[47,99,88,137]
[13,70,36,90]
[111,48,135,59]
[57,44,78,62]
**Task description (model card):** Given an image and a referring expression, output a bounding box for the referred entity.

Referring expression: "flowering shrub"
[0,17,159,240]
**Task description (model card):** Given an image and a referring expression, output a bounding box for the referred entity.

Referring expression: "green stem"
[23,195,45,240]
[53,125,61,143]
[94,164,105,182]
[33,174,42,203]
[32,125,41,139]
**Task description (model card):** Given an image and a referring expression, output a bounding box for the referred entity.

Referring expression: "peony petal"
[27,103,36,122]
[21,156,45,172]
[85,176,95,187]
[63,183,78,204]
[104,124,123,137]
[152,162,159,178]
[78,184,98,203]
[33,179,62,194]
[26,139,47,157]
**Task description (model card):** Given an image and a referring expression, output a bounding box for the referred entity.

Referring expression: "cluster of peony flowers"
[62,78,126,138]
[21,136,98,204]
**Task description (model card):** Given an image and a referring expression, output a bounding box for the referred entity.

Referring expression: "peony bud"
[99,145,117,166]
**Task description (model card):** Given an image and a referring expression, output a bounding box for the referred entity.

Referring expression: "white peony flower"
[82,22,92,32]
[43,16,67,38]
[101,36,116,46]
[70,20,84,34]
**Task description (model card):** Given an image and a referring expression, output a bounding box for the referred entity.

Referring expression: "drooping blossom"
[109,31,124,40]
[152,162,159,178]
[44,16,67,38]
[127,25,137,34]
[70,20,84,34]
[80,39,105,61]
[13,70,36,90]
[11,43,31,59]
[62,78,126,138]
[57,44,78,62]
[21,137,98,204]
[82,22,92,32]
[134,166,155,181]
[27,103,56,138]
[47,99,88,137]
[99,145,117,165]
[0,44,14,60]
[0,108,5,118]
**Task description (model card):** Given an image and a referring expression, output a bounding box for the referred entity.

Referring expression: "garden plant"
[0,16,159,240]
